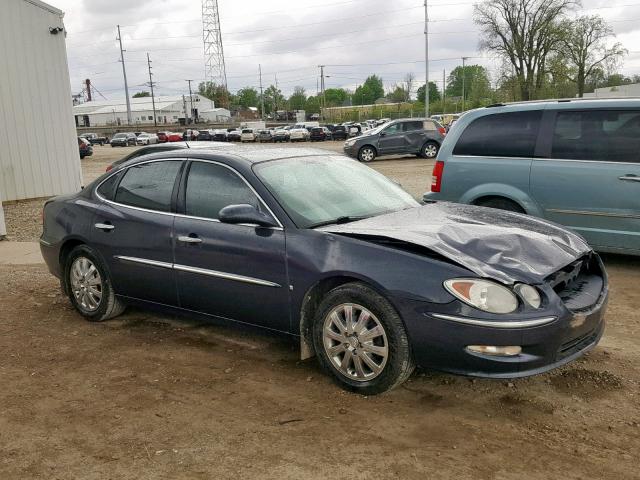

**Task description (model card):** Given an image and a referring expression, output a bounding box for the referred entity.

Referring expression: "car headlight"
[514,284,542,309]
[444,278,518,314]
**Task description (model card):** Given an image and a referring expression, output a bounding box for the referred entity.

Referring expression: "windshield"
[114,133,126,138]
[254,156,419,228]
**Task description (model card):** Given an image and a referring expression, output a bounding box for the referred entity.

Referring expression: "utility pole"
[462,56,469,113]
[258,64,265,120]
[319,65,326,120]
[442,69,446,114]
[186,79,194,124]
[147,53,157,127]
[116,25,132,124]
[424,0,429,118]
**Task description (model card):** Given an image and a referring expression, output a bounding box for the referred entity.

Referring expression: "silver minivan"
[424,99,640,255]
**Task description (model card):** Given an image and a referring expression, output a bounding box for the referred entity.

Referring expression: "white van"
[240,128,257,142]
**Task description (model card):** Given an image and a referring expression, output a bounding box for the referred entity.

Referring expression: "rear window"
[453,110,542,158]
[242,129,253,134]
[551,109,640,163]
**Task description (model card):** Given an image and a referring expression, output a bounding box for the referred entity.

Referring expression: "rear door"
[531,109,640,252]
[173,160,290,332]
[443,110,542,204]
[402,120,431,153]
[91,159,184,305]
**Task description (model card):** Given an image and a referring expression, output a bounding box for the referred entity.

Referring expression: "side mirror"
[219,204,279,228]
[379,131,386,137]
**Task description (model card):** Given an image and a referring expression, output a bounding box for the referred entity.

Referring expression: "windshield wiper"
[308,216,369,229]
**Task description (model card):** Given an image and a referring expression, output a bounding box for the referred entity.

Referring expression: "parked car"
[167,132,184,142]
[213,129,228,142]
[240,128,257,142]
[157,132,170,143]
[78,137,93,159]
[310,127,332,141]
[330,125,348,141]
[196,130,214,141]
[343,118,445,162]
[257,129,274,143]
[136,133,158,145]
[424,99,640,256]
[289,126,310,142]
[41,148,608,395]
[273,128,290,143]
[110,133,136,147]
[183,129,199,141]
[82,133,107,146]
[227,129,242,142]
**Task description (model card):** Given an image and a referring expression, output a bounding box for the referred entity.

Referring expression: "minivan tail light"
[438,126,446,135]
[431,160,444,192]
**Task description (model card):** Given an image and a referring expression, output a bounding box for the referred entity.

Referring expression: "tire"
[358,146,376,162]
[476,197,525,213]
[420,141,439,159]
[64,245,125,322]
[312,282,415,395]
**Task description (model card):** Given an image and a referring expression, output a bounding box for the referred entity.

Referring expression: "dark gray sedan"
[343,118,446,162]
[40,146,607,394]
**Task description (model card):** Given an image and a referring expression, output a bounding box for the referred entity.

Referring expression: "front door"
[173,160,290,332]
[91,159,184,305]
[531,109,640,253]
[377,122,406,155]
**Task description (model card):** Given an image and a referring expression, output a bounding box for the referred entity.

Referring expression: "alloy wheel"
[322,303,388,381]
[360,148,375,162]
[424,143,438,158]
[70,257,103,312]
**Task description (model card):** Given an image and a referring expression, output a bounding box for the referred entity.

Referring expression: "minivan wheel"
[313,282,415,395]
[421,141,439,159]
[358,146,376,162]
[64,245,125,322]
[476,197,525,214]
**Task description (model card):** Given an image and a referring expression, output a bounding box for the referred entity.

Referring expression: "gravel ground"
[1,142,432,242]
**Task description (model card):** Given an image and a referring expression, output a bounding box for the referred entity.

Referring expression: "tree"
[324,88,348,107]
[403,73,415,102]
[305,95,320,114]
[354,75,385,105]
[263,85,285,114]
[474,0,576,100]
[446,65,492,103]
[132,91,150,98]
[198,82,232,108]
[289,86,307,110]
[560,15,626,97]
[387,85,408,103]
[416,82,441,104]
[235,87,259,109]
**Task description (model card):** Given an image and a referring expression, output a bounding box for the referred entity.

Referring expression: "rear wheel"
[358,146,376,162]
[420,141,439,159]
[313,282,415,395]
[476,197,525,213]
[64,245,125,322]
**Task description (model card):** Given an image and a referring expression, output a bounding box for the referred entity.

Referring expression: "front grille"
[546,255,604,312]
[558,328,599,359]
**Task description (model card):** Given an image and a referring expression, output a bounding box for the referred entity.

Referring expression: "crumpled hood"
[319,203,591,284]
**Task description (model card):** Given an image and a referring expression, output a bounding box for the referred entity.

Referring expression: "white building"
[583,83,640,98]
[73,94,215,127]
[0,0,81,209]
[200,107,232,123]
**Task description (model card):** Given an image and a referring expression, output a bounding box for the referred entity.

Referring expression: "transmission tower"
[202,0,227,89]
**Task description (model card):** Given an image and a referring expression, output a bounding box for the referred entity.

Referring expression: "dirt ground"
[1,144,639,479]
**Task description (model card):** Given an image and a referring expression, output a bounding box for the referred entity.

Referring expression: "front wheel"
[358,146,376,162]
[420,141,439,159]
[313,282,415,395]
[64,245,125,322]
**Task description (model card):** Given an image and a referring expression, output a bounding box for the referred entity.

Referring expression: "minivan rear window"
[453,110,542,158]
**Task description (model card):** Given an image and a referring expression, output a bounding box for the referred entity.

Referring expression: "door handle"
[177,235,202,244]
[94,223,114,231]
[618,175,640,182]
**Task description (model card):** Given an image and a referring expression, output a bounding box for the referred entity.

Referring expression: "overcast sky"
[55,0,640,102]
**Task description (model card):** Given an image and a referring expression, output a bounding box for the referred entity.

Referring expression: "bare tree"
[560,15,626,97]
[474,0,577,100]
[403,73,415,102]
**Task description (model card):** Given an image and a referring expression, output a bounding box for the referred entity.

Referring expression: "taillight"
[106,165,113,172]
[438,127,446,135]
[431,160,444,192]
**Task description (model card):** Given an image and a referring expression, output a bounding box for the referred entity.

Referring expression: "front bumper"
[343,143,358,157]
[398,288,608,378]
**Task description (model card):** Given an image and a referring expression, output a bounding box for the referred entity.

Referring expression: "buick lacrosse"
[41,147,608,394]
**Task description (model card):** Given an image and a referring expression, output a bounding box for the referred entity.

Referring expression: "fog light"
[467,345,522,356]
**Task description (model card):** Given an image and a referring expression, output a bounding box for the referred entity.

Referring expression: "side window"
[96,172,122,201]
[453,110,542,158]
[552,110,640,162]
[185,162,260,220]
[383,123,402,135]
[403,121,424,132]
[114,160,182,212]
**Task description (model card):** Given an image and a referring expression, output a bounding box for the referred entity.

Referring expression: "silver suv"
[343,118,446,162]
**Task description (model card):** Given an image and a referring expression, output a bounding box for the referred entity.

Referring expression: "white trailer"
[0,0,82,203]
